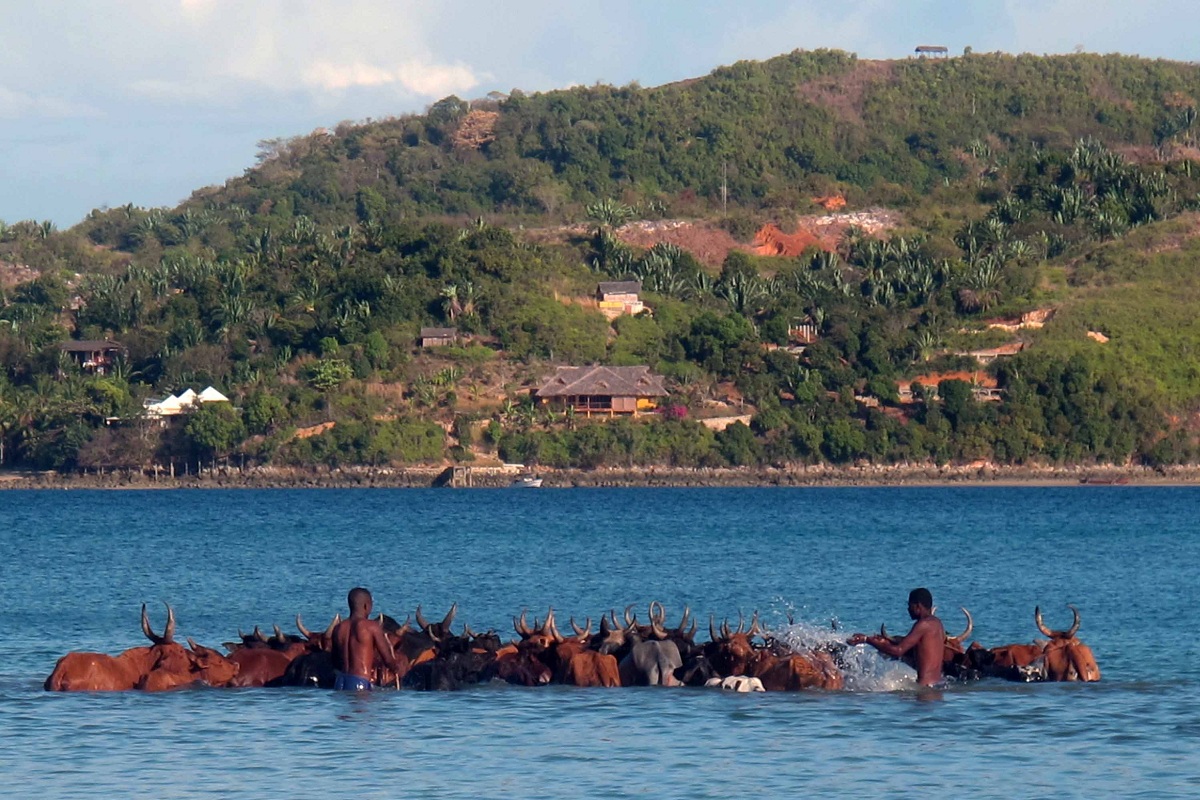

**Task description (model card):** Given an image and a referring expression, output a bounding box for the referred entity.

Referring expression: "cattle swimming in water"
[44,601,1100,693]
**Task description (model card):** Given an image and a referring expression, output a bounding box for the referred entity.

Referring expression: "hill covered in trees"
[4,48,1200,475]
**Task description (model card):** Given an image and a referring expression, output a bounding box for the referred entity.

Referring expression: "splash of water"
[763,607,918,692]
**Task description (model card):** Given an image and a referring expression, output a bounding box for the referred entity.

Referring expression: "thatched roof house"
[535,365,667,415]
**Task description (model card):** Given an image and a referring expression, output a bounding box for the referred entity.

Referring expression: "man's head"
[348,587,373,615]
[908,587,933,619]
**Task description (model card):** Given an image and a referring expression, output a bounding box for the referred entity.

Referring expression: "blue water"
[1,487,1198,798]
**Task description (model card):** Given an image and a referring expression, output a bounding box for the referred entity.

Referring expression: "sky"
[3,0,1199,228]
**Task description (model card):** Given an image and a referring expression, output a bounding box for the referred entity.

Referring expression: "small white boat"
[509,475,543,488]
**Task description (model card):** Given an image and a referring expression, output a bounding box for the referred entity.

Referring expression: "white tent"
[197,386,229,403]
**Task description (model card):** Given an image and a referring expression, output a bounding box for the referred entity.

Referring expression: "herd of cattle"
[44,602,1100,693]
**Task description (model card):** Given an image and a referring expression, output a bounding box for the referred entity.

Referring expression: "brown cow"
[46,604,239,692]
[751,650,845,691]
[547,618,621,688]
[1036,605,1101,682]
[967,605,1100,682]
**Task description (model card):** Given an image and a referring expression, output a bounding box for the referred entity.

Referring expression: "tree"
[185,403,246,460]
[307,358,353,392]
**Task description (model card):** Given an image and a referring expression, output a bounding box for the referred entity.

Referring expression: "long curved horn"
[1034,606,1053,638]
[721,618,731,639]
[624,604,637,627]
[514,609,531,637]
[1065,604,1081,639]
[415,605,430,630]
[736,611,745,634]
[609,609,620,630]
[948,607,974,644]
[541,607,555,633]
[571,617,592,638]
[880,623,890,639]
[238,627,247,640]
[272,624,286,643]
[676,605,691,633]
[747,610,761,637]
[687,617,697,639]
[599,614,612,636]
[442,603,457,629]
[545,609,563,642]
[709,614,720,643]
[296,615,313,639]
[141,603,163,645]
[253,625,267,643]
[650,613,668,640]
[325,614,342,637]
[141,603,176,645]
[649,601,665,625]
[463,623,476,638]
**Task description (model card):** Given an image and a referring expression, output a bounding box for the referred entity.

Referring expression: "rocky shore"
[2,462,1198,490]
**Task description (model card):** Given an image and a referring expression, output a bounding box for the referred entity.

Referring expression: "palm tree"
[441,285,463,321]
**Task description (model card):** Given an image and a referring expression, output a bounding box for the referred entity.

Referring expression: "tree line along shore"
[1,463,1194,490]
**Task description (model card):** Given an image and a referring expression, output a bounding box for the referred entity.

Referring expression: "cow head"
[1035,605,1100,682]
[706,611,762,677]
[415,603,458,643]
[295,613,341,652]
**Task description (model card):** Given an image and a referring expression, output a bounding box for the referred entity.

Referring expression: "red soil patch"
[752,224,835,257]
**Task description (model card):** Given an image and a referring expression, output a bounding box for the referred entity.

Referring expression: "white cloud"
[0,85,100,119]
[301,60,481,96]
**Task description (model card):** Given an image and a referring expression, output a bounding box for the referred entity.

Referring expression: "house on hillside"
[420,327,459,347]
[897,371,1001,404]
[535,365,668,416]
[59,340,125,375]
[954,342,1024,365]
[915,45,949,57]
[596,281,645,320]
[143,386,230,418]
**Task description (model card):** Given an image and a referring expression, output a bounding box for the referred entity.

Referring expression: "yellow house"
[535,365,668,416]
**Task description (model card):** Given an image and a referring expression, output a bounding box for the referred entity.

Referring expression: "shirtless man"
[848,588,946,687]
[331,587,403,691]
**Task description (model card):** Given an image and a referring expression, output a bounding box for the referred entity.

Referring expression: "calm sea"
[1,487,1197,798]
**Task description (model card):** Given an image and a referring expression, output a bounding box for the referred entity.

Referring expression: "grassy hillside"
[4,50,1200,472]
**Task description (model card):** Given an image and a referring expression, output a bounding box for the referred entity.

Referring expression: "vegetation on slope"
[3,50,1200,473]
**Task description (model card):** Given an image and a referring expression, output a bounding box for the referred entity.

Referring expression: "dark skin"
[332,593,402,683]
[849,601,945,686]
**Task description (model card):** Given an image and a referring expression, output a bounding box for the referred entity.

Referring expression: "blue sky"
[2,0,1197,227]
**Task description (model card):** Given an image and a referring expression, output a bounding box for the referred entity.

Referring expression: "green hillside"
[3,49,1200,473]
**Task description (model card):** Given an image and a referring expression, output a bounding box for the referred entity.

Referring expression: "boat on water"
[509,474,543,488]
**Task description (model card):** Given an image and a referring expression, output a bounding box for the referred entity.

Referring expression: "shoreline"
[1,463,1198,490]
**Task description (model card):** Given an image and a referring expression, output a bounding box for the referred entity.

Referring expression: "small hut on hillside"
[535,365,667,416]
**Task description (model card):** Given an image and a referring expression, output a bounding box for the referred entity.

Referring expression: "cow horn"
[415,605,430,630]
[546,609,563,643]
[747,610,761,637]
[442,603,457,629]
[164,604,176,643]
[650,600,665,625]
[238,627,246,640]
[296,615,313,639]
[687,617,697,639]
[1065,604,1081,638]
[948,607,974,644]
[599,614,612,636]
[676,605,691,633]
[736,611,745,634]
[186,637,201,652]
[709,614,720,643]
[571,616,591,638]
[326,614,342,637]
[624,604,637,627]
[541,607,554,633]
[272,624,286,643]
[514,608,531,637]
[464,623,476,638]
[880,623,890,639]
[253,625,267,643]
[651,613,668,640]
[609,609,621,630]
[141,603,164,645]
[721,618,731,639]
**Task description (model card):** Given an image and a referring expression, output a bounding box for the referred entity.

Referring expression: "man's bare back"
[849,588,946,686]
[331,587,401,690]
